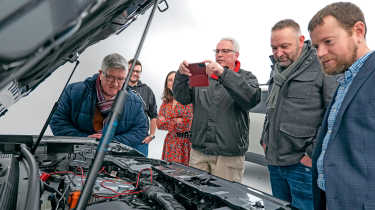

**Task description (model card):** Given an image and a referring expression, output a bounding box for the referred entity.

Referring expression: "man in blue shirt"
[309,2,374,210]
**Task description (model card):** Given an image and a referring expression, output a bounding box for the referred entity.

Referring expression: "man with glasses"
[127,58,158,156]
[173,37,261,182]
[50,53,148,154]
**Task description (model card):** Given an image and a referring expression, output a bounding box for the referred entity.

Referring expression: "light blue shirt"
[316,51,373,191]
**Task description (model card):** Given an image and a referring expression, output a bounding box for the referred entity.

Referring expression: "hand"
[158,115,166,122]
[204,60,224,77]
[175,118,183,124]
[142,135,154,144]
[168,117,176,132]
[88,133,102,140]
[300,154,312,167]
[178,60,192,76]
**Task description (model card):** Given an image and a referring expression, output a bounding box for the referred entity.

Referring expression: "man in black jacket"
[173,37,260,182]
[260,19,337,210]
[127,58,158,157]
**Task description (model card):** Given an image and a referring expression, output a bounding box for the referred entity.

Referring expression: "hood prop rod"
[31,56,80,154]
[75,0,159,209]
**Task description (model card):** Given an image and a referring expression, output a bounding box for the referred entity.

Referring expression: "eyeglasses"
[213,49,236,54]
[132,69,142,74]
[104,73,125,83]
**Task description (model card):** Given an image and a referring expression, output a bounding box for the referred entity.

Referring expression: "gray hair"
[220,37,240,52]
[101,53,128,73]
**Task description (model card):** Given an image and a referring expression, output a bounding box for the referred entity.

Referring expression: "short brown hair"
[308,2,366,37]
[128,58,142,71]
[272,19,301,34]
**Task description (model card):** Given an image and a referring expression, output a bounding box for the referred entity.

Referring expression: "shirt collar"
[341,50,374,84]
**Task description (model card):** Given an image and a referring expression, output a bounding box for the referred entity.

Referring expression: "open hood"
[0,0,156,117]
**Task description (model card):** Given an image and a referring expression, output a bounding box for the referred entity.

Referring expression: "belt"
[175,131,191,138]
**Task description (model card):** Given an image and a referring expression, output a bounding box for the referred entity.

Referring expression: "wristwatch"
[150,135,155,140]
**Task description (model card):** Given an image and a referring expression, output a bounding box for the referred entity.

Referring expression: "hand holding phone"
[188,62,209,87]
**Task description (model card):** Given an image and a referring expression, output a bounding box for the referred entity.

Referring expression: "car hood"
[0,0,155,117]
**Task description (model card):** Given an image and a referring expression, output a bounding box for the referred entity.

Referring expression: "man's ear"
[235,51,240,59]
[98,70,105,80]
[299,35,305,47]
[352,21,366,43]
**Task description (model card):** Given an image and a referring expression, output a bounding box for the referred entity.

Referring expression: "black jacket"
[127,81,158,120]
[173,67,260,156]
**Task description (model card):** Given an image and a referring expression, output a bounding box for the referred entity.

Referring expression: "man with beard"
[260,19,337,210]
[50,53,148,153]
[174,37,260,182]
[308,2,374,210]
[127,59,158,157]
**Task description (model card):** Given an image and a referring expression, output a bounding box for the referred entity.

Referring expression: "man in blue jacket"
[50,53,148,155]
[309,2,374,210]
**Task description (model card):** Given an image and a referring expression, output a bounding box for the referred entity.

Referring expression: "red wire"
[47,167,154,200]
[78,167,85,185]
[99,180,134,194]
[95,167,153,199]
[135,167,153,188]
[98,167,105,174]
[49,170,85,178]
[94,190,143,199]
[50,171,75,175]
[99,168,125,181]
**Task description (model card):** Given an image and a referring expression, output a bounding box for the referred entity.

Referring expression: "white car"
[247,85,268,166]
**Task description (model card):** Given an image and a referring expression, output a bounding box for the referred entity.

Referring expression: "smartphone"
[188,62,209,87]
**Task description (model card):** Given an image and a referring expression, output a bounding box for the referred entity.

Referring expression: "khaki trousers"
[189,148,245,183]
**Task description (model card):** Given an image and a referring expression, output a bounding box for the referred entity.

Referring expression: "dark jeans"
[134,143,148,156]
[268,163,313,210]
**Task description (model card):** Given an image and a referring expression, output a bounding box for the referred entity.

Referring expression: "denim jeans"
[268,163,313,210]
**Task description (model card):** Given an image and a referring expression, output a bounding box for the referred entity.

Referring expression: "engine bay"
[4,136,290,210]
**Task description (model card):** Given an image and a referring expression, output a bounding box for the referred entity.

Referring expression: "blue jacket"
[312,52,375,210]
[49,74,148,155]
